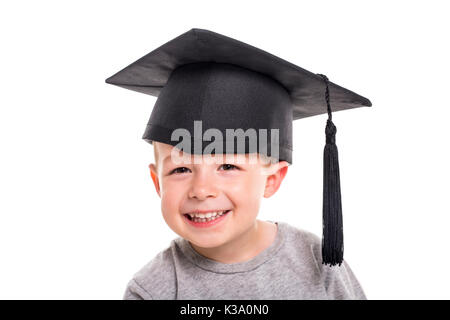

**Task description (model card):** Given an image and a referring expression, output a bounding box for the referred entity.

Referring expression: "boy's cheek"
[226,175,266,196]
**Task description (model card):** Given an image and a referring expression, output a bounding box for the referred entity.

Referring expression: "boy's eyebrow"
[162,154,191,165]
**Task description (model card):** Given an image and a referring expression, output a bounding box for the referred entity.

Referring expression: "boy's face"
[149,142,288,249]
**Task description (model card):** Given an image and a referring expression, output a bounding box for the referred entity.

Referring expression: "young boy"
[106,28,371,300]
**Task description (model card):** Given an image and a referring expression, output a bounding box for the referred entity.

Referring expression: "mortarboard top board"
[105,28,372,267]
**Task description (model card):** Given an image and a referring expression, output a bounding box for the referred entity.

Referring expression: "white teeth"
[187,210,231,223]
[187,210,228,219]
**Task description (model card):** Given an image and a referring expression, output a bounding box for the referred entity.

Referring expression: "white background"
[1,1,449,300]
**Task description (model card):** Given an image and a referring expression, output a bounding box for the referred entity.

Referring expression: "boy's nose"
[188,173,218,200]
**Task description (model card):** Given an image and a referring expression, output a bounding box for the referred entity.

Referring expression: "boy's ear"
[263,161,289,198]
[149,163,161,198]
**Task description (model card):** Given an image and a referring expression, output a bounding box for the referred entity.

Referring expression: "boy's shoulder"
[280,221,321,244]
[124,239,179,300]
[276,221,324,271]
[278,221,367,299]
[277,221,322,258]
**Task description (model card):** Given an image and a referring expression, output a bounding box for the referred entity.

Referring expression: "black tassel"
[317,74,344,267]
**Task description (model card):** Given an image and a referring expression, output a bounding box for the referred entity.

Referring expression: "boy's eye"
[219,164,239,171]
[170,167,191,175]
[169,164,238,175]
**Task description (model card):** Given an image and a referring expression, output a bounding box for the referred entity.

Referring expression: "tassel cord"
[317,73,344,267]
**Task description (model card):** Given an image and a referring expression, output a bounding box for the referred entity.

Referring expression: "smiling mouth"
[183,210,231,222]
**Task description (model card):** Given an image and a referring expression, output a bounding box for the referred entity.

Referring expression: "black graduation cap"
[105,28,372,266]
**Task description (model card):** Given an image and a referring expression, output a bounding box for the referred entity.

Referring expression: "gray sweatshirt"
[123,221,367,300]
